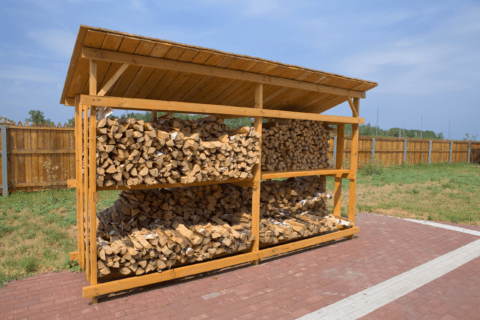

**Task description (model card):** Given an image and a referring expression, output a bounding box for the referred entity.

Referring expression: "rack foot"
[91,296,98,305]
[347,235,354,240]
[251,259,260,266]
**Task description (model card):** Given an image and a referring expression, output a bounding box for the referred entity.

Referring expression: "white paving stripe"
[399,218,480,237]
[297,219,480,320]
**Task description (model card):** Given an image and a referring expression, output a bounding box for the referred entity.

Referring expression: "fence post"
[428,140,432,164]
[449,141,453,163]
[403,139,407,164]
[467,142,471,163]
[333,136,337,167]
[371,138,375,163]
[1,124,7,197]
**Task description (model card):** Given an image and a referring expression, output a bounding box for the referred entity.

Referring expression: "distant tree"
[462,133,479,141]
[25,110,52,126]
[67,117,75,126]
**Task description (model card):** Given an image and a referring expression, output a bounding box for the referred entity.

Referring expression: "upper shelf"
[261,168,350,179]
[96,177,254,191]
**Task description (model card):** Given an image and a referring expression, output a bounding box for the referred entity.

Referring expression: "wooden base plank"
[82,227,359,298]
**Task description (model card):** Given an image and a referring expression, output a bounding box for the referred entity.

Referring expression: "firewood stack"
[95,184,255,277]
[94,176,350,278]
[95,114,261,188]
[261,119,331,171]
[258,176,348,245]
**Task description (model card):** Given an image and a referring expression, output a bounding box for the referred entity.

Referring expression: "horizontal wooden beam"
[262,168,351,179]
[10,149,74,155]
[82,227,359,298]
[81,47,366,99]
[97,177,254,191]
[79,95,365,125]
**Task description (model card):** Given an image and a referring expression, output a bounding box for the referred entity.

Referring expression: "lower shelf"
[82,226,360,298]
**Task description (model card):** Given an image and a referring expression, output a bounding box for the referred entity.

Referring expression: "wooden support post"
[334,124,344,217]
[89,59,98,305]
[371,137,375,163]
[449,141,453,163]
[152,111,157,122]
[251,84,263,266]
[347,98,360,236]
[333,136,337,167]
[1,123,7,196]
[428,141,432,164]
[74,97,84,269]
[403,139,407,164]
[83,104,90,282]
[467,142,471,163]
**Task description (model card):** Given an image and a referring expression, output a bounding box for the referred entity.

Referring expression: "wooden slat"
[80,95,365,124]
[97,178,253,191]
[82,47,367,98]
[262,169,350,179]
[10,150,75,154]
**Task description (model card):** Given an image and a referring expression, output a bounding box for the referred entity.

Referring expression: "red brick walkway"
[1,213,479,320]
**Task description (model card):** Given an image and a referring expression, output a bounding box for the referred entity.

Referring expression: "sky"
[0,0,479,140]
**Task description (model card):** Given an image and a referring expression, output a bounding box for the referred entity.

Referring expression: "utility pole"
[448,120,451,140]
[403,122,405,138]
[376,107,378,137]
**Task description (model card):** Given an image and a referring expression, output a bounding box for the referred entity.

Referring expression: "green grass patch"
[327,161,480,225]
[0,188,119,285]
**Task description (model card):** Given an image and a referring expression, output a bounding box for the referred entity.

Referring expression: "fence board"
[0,122,477,194]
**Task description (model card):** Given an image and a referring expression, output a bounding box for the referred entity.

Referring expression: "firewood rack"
[62,26,377,304]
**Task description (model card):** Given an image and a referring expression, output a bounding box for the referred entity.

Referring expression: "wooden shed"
[61,25,377,303]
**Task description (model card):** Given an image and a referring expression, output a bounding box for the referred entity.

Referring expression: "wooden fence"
[1,122,479,194]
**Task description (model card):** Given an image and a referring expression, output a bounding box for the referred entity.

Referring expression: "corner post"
[1,123,7,196]
[89,59,99,305]
[347,98,360,232]
[333,124,344,217]
[467,142,471,163]
[449,141,453,163]
[428,141,432,164]
[403,139,407,164]
[371,137,375,163]
[75,96,84,269]
[251,84,263,265]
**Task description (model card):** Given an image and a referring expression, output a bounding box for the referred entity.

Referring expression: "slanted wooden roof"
[61,25,377,114]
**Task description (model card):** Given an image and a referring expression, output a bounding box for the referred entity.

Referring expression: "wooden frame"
[70,54,364,304]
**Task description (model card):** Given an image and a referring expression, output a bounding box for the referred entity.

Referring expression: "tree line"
[18,110,478,141]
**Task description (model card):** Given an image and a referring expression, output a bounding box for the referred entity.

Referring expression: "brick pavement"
[0,213,479,320]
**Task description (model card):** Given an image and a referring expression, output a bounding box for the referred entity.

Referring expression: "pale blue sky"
[1,0,479,139]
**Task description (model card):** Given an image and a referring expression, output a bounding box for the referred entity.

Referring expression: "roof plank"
[82,47,367,98]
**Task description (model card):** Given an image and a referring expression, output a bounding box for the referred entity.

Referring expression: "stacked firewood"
[261,119,331,171]
[258,176,350,245]
[95,184,254,277]
[95,176,350,278]
[95,114,261,187]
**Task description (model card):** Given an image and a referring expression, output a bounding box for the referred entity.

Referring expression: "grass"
[0,188,120,286]
[326,161,480,225]
[0,161,478,285]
